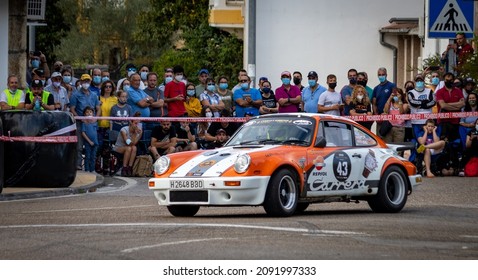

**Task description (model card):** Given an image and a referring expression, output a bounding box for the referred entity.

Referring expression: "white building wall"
[0,1,9,91]
[255,0,447,89]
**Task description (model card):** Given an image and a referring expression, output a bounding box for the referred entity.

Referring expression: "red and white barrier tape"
[74,112,478,123]
[0,134,77,143]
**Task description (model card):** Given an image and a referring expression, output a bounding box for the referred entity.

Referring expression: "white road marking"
[23,205,153,213]
[121,238,237,253]
[460,235,478,239]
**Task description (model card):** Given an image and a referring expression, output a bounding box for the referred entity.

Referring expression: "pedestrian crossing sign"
[428,0,474,38]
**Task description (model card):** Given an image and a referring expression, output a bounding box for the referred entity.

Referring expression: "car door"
[306,120,372,197]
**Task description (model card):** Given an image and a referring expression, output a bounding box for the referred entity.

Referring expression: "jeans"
[84,143,98,172]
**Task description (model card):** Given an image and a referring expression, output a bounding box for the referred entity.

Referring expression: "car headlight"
[234,154,251,173]
[154,156,170,175]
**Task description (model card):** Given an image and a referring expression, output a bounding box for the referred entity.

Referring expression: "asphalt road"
[0,176,477,260]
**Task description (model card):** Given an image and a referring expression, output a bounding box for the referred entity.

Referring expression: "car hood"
[170,145,277,177]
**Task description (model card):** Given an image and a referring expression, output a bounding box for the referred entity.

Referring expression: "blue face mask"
[123,85,130,92]
[101,76,110,83]
[282,78,291,85]
[165,77,173,84]
[63,76,72,84]
[31,59,40,69]
[207,85,216,92]
[187,90,195,96]
[140,72,148,81]
[431,77,440,85]
[93,75,101,85]
[308,80,317,87]
[262,87,271,94]
[393,96,399,102]
[241,82,249,90]
[219,83,228,90]
[415,81,425,90]
[378,75,386,83]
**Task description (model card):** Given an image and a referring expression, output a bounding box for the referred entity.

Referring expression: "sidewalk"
[0,171,104,201]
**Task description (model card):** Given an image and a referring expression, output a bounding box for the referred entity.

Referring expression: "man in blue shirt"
[301,71,327,113]
[233,75,262,117]
[372,67,396,135]
[127,73,152,117]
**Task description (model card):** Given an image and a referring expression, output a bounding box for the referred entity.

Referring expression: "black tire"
[263,169,298,217]
[295,202,310,213]
[167,205,200,217]
[368,166,408,213]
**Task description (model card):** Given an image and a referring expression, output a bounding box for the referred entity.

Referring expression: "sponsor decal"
[332,151,351,182]
[199,160,217,167]
[293,120,313,126]
[309,179,368,191]
[313,155,326,170]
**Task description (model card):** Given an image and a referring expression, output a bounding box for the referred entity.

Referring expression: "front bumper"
[149,176,270,206]
[408,174,422,190]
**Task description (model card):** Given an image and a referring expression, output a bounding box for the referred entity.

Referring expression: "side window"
[354,127,377,146]
[322,121,353,147]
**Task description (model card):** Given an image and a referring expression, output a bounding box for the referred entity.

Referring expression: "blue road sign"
[429,0,474,38]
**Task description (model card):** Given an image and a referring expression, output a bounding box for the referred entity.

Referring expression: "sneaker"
[121,167,128,177]
[127,166,133,177]
[416,144,426,154]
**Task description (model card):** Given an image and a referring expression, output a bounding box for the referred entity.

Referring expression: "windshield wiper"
[239,139,282,145]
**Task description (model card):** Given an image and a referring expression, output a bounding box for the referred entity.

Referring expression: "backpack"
[132,155,153,177]
[464,157,478,177]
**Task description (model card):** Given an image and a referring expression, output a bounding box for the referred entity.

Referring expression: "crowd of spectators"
[1,32,476,177]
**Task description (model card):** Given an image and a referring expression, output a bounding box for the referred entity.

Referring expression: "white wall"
[255,0,435,89]
[0,1,8,91]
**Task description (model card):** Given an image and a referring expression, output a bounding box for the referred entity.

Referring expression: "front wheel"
[263,169,298,217]
[167,205,200,217]
[368,166,408,213]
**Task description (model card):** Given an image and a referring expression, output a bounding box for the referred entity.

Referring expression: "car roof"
[254,113,359,125]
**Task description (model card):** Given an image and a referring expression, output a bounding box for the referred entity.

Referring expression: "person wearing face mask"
[26,51,50,86]
[45,72,69,111]
[216,76,234,113]
[164,65,187,117]
[259,80,279,115]
[275,71,301,113]
[116,63,138,93]
[233,75,262,117]
[459,92,478,139]
[184,83,202,118]
[200,78,225,117]
[60,68,75,99]
[70,73,101,170]
[435,72,465,142]
[110,90,133,132]
[0,75,26,110]
[292,71,304,92]
[138,65,150,90]
[318,74,343,116]
[301,71,326,113]
[357,72,373,101]
[372,67,396,135]
[88,68,102,96]
[407,74,436,165]
[24,79,55,111]
[349,85,373,130]
[158,68,174,97]
[382,88,409,143]
[340,68,358,115]
[403,80,416,147]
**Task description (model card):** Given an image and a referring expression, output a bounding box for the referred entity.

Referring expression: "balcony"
[209,0,244,38]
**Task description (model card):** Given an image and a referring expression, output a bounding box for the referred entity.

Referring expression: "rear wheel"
[368,166,408,213]
[167,205,200,217]
[263,169,298,217]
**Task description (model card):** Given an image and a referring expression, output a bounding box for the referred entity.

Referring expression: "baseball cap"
[281,71,291,77]
[198,69,209,75]
[31,79,43,88]
[307,71,318,78]
[216,128,226,135]
[51,72,62,78]
[259,77,268,82]
[414,74,424,81]
[81,74,92,81]
[464,77,476,85]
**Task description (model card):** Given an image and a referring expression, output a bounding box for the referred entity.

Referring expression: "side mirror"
[314,136,326,148]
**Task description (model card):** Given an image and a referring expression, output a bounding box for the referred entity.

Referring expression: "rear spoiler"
[387,142,415,152]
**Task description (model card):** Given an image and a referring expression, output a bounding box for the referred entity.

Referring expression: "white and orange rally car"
[148,113,421,217]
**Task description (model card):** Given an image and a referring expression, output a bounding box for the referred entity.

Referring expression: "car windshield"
[227,117,315,147]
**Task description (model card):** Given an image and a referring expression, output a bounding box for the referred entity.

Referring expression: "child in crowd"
[81,106,99,173]
[417,119,446,178]
[110,90,133,131]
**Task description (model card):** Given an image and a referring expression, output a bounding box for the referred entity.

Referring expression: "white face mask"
[205,112,213,118]
[175,75,183,82]
[356,95,364,101]
[81,83,90,90]
[127,70,136,77]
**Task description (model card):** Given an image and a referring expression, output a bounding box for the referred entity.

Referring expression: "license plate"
[170,180,204,189]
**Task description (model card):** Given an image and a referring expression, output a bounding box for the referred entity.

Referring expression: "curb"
[0,174,105,201]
